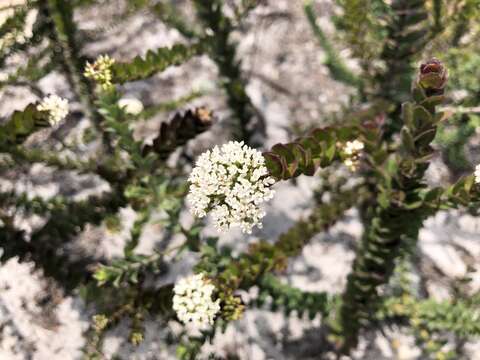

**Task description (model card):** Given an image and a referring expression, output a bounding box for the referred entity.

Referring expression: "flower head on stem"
[187,141,276,234]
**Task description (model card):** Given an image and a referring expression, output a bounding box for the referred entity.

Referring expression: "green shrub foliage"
[1,0,480,359]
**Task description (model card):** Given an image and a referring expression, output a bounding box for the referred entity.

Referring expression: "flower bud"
[84,55,115,90]
[418,58,447,93]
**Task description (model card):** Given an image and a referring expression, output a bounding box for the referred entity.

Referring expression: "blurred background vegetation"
[1,0,480,359]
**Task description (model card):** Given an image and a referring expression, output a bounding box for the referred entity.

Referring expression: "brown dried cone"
[141,107,214,160]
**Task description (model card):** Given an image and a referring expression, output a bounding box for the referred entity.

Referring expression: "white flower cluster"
[187,141,276,234]
[36,95,69,125]
[475,164,480,184]
[343,139,364,171]
[84,55,115,90]
[172,273,220,327]
[0,5,36,51]
[118,97,144,115]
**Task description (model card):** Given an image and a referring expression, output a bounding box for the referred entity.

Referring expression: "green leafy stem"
[111,43,204,84]
[263,125,364,180]
[0,103,52,147]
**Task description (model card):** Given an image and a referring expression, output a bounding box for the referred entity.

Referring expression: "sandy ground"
[1,0,480,359]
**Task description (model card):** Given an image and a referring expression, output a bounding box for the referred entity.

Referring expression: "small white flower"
[36,95,69,125]
[187,141,276,234]
[0,6,36,50]
[118,97,144,115]
[474,164,480,184]
[344,139,364,155]
[84,55,115,90]
[342,139,364,171]
[172,273,220,327]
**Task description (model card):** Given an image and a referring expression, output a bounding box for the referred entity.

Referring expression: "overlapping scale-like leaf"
[263,126,360,180]
[0,103,51,147]
[111,43,204,84]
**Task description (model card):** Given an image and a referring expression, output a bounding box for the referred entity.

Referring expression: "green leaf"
[413,105,433,130]
[401,127,415,153]
[402,102,414,128]
[414,128,437,148]
[0,103,51,147]
[111,43,204,83]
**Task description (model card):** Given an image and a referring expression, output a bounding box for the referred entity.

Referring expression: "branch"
[0,102,52,146]
[335,59,449,353]
[41,0,111,149]
[263,125,364,180]
[304,0,361,87]
[193,0,265,146]
[111,43,204,84]
[196,187,359,320]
